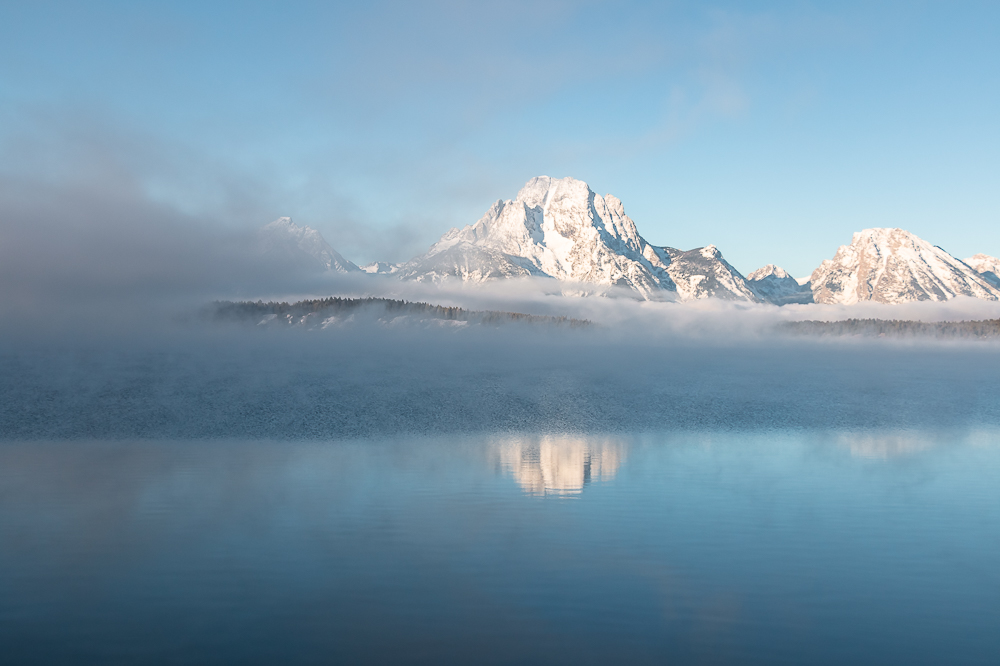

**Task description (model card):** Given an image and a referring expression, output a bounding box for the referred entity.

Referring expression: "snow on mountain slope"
[361,261,401,275]
[810,228,1000,304]
[746,264,813,305]
[964,253,1000,289]
[397,242,536,282]
[400,176,757,301]
[661,245,759,301]
[259,217,360,273]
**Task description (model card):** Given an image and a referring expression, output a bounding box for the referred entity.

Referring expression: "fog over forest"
[5,298,1000,440]
[4,120,1000,444]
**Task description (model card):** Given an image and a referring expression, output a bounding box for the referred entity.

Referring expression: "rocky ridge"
[810,228,1000,304]
[259,217,360,273]
[261,180,1000,306]
[397,176,756,301]
[746,264,813,305]
[964,254,1000,289]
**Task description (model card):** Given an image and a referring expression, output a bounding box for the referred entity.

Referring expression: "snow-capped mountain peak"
[399,175,756,301]
[360,261,400,275]
[259,217,360,273]
[253,188,1000,307]
[810,227,1000,304]
[964,253,1000,288]
[747,264,792,281]
[746,264,812,305]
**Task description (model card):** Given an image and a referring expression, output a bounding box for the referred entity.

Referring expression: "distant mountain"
[747,264,813,305]
[259,217,360,273]
[660,245,758,301]
[809,228,1000,304]
[964,254,1000,289]
[360,261,400,275]
[256,193,1000,308]
[398,176,757,301]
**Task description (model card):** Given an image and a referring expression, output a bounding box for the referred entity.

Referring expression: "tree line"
[210,297,590,327]
[781,318,1000,339]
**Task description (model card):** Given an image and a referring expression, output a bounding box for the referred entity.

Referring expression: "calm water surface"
[1,431,998,665]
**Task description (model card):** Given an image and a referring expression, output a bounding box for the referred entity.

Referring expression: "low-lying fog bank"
[208,294,1000,340]
[9,262,1000,343]
[4,275,1000,441]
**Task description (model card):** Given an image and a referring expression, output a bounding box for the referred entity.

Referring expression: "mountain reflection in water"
[496,436,624,496]
[2,431,999,665]
[837,431,937,459]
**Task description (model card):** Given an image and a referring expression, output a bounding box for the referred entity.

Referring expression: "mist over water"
[4,214,999,664]
[4,3,1000,663]
[4,189,1000,666]
[3,95,1000,666]
[4,317,1000,441]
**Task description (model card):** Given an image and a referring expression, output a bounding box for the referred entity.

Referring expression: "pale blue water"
[2,431,998,665]
[3,331,1000,664]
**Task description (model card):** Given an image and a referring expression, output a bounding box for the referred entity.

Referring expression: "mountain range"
[263,176,1000,305]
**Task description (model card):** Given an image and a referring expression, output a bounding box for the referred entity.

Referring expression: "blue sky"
[1,0,998,276]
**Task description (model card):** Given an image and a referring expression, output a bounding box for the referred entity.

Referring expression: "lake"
[2,430,998,665]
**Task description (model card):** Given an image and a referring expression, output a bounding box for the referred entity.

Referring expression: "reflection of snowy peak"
[747,264,813,304]
[400,176,756,301]
[259,217,360,273]
[810,228,1000,304]
[497,436,623,497]
[964,253,1000,289]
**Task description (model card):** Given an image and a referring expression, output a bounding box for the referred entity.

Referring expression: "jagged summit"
[255,188,1000,308]
[810,228,1000,304]
[746,264,813,305]
[399,176,757,301]
[259,217,360,273]
[964,253,1000,288]
[747,264,793,281]
[361,261,400,275]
